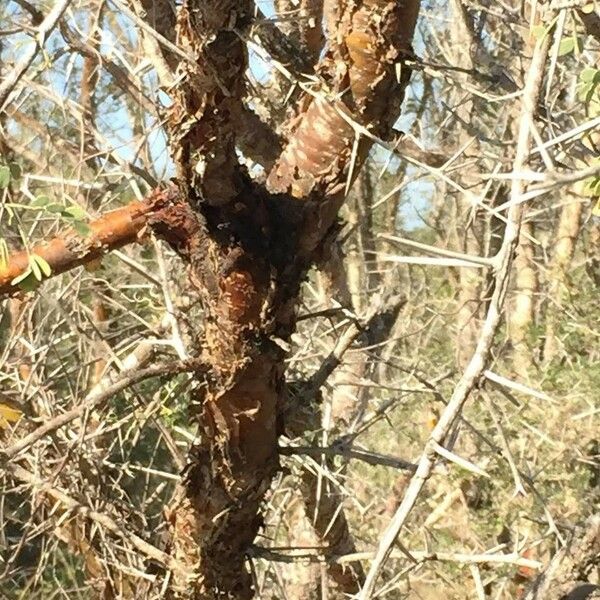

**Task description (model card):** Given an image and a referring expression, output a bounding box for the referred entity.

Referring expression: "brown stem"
[268,0,420,255]
[0,187,178,297]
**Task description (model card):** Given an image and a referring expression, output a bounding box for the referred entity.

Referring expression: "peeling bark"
[237,105,283,170]
[268,0,419,252]
[0,2,422,597]
[161,0,419,594]
[0,188,177,296]
[524,516,600,600]
[274,0,324,64]
[137,0,178,72]
[168,1,251,205]
[155,180,307,598]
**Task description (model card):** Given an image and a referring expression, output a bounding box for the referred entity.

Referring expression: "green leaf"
[31,254,52,278]
[17,272,40,292]
[579,81,599,103]
[9,163,22,180]
[578,66,600,102]
[29,255,42,281]
[31,195,50,208]
[0,238,8,270]
[11,266,40,293]
[11,269,31,285]
[160,405,174,417]
[580,67,599,83]
[583,176,600,198]
[63,205,87,220]
[0,165,11,189]
[531,25,547,40]
[72,220,92,237]
[558,36,583,57]
[45,203,66,214]
[580,2,595,13]
[558,38,575,56]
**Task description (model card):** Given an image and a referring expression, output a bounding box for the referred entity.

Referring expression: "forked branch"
[359,17,554,600]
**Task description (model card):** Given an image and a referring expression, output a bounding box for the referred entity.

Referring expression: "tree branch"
[267,0,421,255]
[0,0,73,112]
[0,186,179,297]
[359,18,554,600]
[1,358,202,460]
[6,463,187,576]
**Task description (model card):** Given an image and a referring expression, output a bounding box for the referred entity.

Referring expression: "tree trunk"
[448,0,484,369]
[159,1,421,597]
[0,1,421,596]
[510,221,538,377]
[543,198,583,363]
[274,0,324,64]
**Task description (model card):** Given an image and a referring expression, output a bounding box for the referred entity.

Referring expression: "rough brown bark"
[275,0,324,64]
[524,516,599,600]
[153,3,294,597]
[1,2,421,597]
[161,1,419,597]
[155,184,306,598]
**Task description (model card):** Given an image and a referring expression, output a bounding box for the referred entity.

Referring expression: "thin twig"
[0,0,73,112]
[7,463,187,575]
[1,360,203,459]
[359,24,553,599]
[251,546,543,570]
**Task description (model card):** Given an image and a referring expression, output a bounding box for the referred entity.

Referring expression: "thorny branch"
[359,14,555,600]
[0,0,73,112]
[0,186,180,296]
[1,358,203,460]
[1,0,598,598]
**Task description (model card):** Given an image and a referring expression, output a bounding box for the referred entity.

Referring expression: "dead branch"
[253,546,544,571]
[0,0,74,112]
[359,15,554,600]
[6,463,187,576]
[1,358,202,460]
